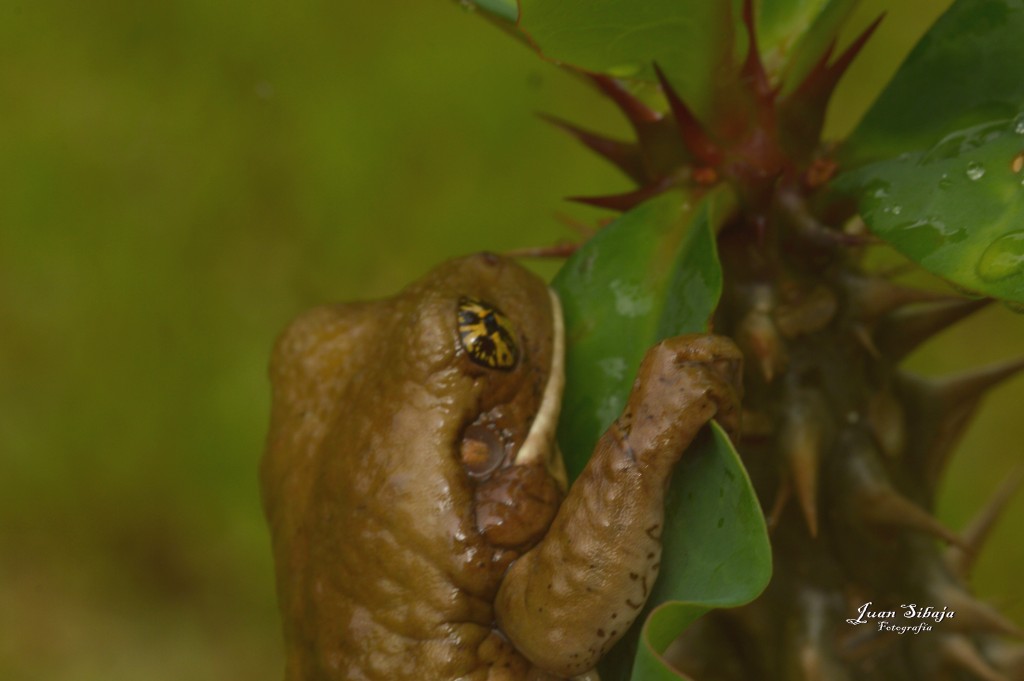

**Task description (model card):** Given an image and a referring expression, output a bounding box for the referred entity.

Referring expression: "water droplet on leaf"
[924,121,1007,163]
[976,231,1024,282]
[895,219,946,253]
[966,161,986,181]
[610,279,654,317]
[598,357,627,381]
[1014,112,1024,135]
[597,394,624,426]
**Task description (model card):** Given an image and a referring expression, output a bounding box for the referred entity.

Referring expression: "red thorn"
[568,178,673,212]
[504,242,580,259]
[590,74,661,126]
[652,64,722,166]
[828,14,885,84]
[552,211,602,238]
[779,14,884,157]
[538,113,648,184]
[798,14,884,104]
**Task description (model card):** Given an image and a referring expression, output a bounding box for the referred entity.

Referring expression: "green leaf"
[552,188,771,679]
[511,0,861,121]
[841,0,1024,168]
[831,0,1024,302]
[832,118,1024,302]
[515,0,738,120]
[552,188,733,479]
[608,423,772,680]
[471,0,518,23]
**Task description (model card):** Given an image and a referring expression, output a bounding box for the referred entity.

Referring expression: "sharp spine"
[900,357,1024,490]
[861,487,964,547]
[875,297,991,363]
[538,114,648,183]
[653,64,722,166]
[502,242,579,259]
[941,635,1011,681]
[737,286,786,383]
[589,74,661,127]
[778,15,884,151]
[931,357,1024,406]
[947,468,1024,579]
[847,275,950,322]
[781,391,827,537]
[985,641,1024,680]
[824,15,885,90]
[847,440,964,546]
[933,585,1024,639]
[568,177,674,212]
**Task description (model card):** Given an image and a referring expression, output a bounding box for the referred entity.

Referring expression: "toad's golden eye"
[457,297,519,371]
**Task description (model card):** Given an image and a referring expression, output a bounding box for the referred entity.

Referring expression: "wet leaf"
[834,117,1024,302]
[509,0,862,122]
[552,188,732,477]
[831,0,1024,302]
[606,423,772,680]
[841,0,1024,168]
[552,188,771,679]
[515,0,737,120]
[472,0,518,22]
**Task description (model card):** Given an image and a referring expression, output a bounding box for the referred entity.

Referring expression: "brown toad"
[261,252,742,679]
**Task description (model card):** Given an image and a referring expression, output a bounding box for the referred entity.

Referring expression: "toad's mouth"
[459,289,567,490]
[513,289,566,483]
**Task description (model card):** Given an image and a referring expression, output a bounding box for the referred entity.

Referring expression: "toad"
[261,252,742,679]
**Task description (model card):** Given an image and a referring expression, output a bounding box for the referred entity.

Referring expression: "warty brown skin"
[260,253,742,680]
[496,335,742,675]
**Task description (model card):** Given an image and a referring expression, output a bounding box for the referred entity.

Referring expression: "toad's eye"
[457,297,519,371]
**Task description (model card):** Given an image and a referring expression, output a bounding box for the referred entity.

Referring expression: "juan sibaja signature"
[847,601,955,634]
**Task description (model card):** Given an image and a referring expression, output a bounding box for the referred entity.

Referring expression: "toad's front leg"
[495,335,743,677]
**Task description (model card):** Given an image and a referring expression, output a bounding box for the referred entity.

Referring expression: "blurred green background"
[1,1,1022,679]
